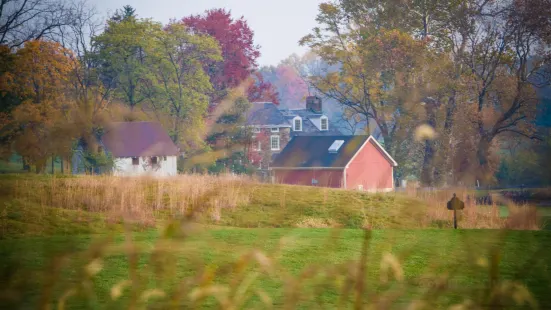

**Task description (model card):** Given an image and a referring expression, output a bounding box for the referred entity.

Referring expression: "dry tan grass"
[8,175,543,230]
[14,174,252,227]
[407,188,542,230]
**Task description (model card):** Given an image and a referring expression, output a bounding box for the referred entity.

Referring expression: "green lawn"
[1,227,551,309]
[1,175,550,309]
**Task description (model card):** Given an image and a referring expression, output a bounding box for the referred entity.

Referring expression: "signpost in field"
[447,193,465,229]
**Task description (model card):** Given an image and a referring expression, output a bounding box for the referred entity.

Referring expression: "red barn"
[270,135,398,192]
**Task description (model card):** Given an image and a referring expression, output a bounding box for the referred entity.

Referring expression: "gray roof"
[281,109,323,119]
[246,102,290,127]
[246,102,344,135]
[293,118,343,136]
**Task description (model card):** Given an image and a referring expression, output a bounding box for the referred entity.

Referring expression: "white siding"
[113,156,177,177]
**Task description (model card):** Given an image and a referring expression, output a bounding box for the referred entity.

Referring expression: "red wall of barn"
[345,140,393,190]
[273,169,344,188]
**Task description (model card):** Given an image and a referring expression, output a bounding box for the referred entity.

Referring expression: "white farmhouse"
[101,122,180,177]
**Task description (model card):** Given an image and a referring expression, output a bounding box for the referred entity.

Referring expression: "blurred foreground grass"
[1,227,550,309]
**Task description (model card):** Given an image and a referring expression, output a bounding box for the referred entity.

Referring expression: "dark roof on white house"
[272,135,397,168]
[102,122,180,157]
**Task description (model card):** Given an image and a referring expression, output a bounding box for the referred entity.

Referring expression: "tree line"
[0,1,277,174]
[1,0,550,186]
[298,0,551,187]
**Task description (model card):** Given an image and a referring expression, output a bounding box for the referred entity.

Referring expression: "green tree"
[206,97,254,175]
[145,22,221,151]
[93,11,159,109]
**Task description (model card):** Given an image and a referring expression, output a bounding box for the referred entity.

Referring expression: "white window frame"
[293,116,302,131]
[270,135,280,151]
[252,127,261,133]
[271,127,279,132]
[255,141,262,151]
[320,116,329,131]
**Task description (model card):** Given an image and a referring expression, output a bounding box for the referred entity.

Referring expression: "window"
[270,135,280,150]
[132,157,139,165]
[255,141,262,151]
[320,116,328,131]
[329,140,345,153]
[293,117,302,131]
[151,156,158,165]
[253,127,261,133]
[271,127,279,132]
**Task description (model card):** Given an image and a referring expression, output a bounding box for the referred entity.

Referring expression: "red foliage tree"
[273,65,308,109]
[182,9,260,97]
[246,72,279,104]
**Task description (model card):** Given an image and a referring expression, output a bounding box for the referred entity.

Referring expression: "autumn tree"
[300,4,438,177]
[461,0,551,183]
[1,40,76,172]
[259,64,308,108]
[303,0,551,186]
[246,71,279,104]
[181,8,260,100]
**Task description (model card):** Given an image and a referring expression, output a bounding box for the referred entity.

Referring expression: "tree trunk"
[421,140,436,187]
[51,155,55,174]
[421,99,439,187]
[436,93,457,185]
[22,157,30,172]
[60,157,64,174]
[476,136,493,185]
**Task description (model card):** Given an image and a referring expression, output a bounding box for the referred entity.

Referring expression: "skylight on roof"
[328,140,345,153]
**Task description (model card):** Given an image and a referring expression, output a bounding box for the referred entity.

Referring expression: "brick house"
[271,135,398,191]
[245,96,342,170]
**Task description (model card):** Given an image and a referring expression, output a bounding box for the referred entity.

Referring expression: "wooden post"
[447,193,464,230]
[453,209,457,229]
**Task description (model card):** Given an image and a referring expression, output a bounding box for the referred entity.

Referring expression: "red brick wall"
[273,169,344,188]
[249,127,291,169]
[345,140,393,190]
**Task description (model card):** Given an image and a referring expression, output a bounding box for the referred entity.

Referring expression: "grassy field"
[2,227,551,309]
[0,174,550,309]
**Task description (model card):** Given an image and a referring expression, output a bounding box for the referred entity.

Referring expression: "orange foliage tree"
[2,40,77,172]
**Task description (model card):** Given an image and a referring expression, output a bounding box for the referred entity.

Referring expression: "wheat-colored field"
[1,174,541,234]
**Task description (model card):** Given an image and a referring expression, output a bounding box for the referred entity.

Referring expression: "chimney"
[306,96,322,113]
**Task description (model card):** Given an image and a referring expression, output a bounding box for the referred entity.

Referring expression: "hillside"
[0,175,427,238]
